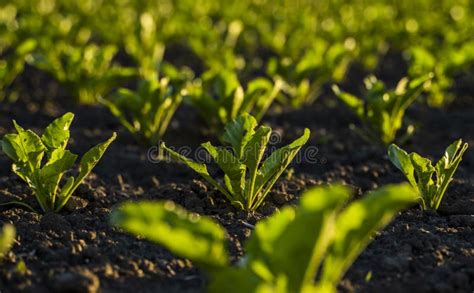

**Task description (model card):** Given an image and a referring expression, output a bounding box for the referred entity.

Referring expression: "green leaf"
[74,133,116,186]
[433,139,468,209]
[58,176,75,202]
[254,128,310,206]
[242,126,272,209]
[320,183,417,286]
[245,185,350,292]
[111,200,229,268]
[11,161,32,186]
[0,224,15,259]
[441,139,465,167]
[241,126,272,172]
[1,134,23,162]
[244,208,296,278]
[56,133,116,211]
[388,144,416,187]
[410,152,435,203]
[11,121,46,168]
[222,114,258,158]
[41,112,74,151]
[39,149,77,204]
[257,129,310,187]
[202,142,246,198]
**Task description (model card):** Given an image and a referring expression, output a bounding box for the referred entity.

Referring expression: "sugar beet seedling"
[388,139,468,211]
[187,70,283,133]
[332,73,433,145]
[102,76,184,145]
[162,114,309,211]
[111,183,417,292]
[1,113,116,213]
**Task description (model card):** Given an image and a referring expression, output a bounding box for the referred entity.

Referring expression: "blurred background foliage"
[0,0,473,106]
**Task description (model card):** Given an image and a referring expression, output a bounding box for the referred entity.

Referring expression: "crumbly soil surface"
[0,65,473,293]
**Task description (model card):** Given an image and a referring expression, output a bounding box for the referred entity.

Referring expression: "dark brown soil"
[0,66,473,292]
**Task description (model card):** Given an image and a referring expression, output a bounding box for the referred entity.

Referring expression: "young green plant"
[1,113,116,213]
[187,70,283,133]
[101,77,183,145]
[268,38,351,108]
[161,114,309,211]
[111,183,417,292]
[0,224,15,259]
[388,139,468,211]
[332,73,433,145]
[28,42,135,104]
